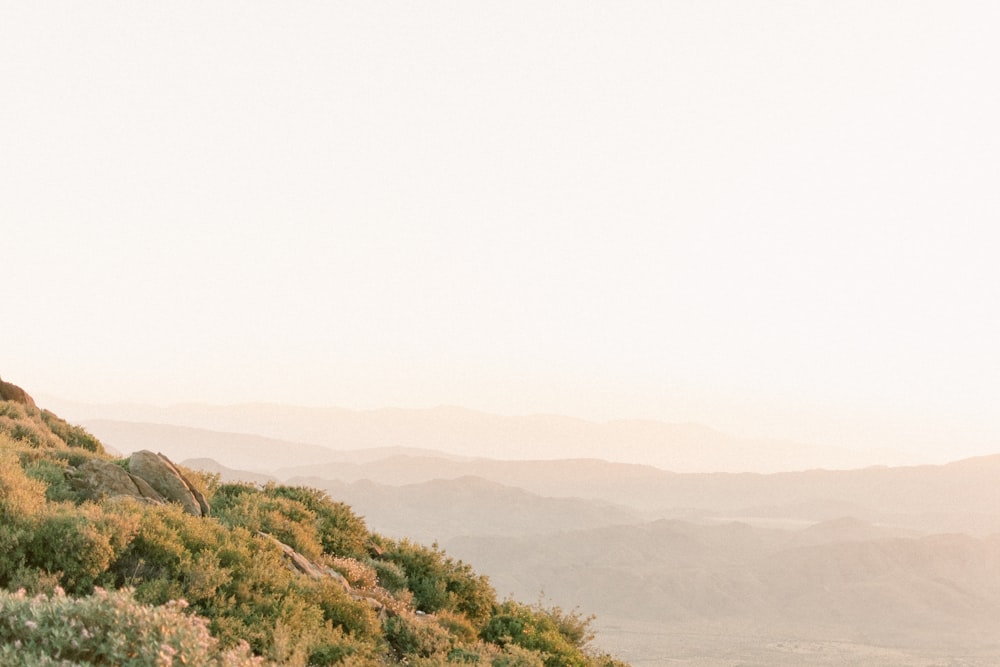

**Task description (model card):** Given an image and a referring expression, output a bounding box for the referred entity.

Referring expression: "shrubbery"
[0,396,630,667]
[0,402,104,454]
[0,586,261,666]
[375,537,496,627]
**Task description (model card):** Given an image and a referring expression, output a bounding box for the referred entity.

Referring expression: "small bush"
[0,404,103,453]
[39,410,105,453]
[212,484,324,561]
[378,538,496,627]
[0,401,631,667]
[0,449,48,518]
[481,600,595,667]
[371,559,408,593]
[0,586,262,666]
[25,502,138,593]
[327,556,378,590]
[23,458,76,503]
[268,485,370,559]
[384,612,453,660]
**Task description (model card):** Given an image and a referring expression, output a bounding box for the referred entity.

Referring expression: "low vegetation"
[0,394,628,667]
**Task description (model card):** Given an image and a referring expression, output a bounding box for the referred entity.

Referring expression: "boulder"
[128,450,210,517]
[70,459,165,505]
[0,376,36,407]
[66,451,209,517]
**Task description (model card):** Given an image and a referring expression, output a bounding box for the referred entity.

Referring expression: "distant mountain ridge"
[180,452,1000,665]
[82,415,1000,536]
[79,419,466,472]
[445,520,1000,650]
[42,396,907,473]
[35,394,1000,664]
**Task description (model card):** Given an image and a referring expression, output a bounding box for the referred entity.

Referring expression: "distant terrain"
[1,380,627,666]
[59,400,1000,666]
[43,397,907,472]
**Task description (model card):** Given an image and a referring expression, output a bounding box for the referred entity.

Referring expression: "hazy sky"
[3,2,999,461]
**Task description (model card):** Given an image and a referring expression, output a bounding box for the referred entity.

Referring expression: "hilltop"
[0,377,628,667]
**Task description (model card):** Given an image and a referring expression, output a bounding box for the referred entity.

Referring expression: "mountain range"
[47,398,1000,665]
[42,397,907,473]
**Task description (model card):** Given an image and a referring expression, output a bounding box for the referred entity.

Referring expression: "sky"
[2,2,999,462]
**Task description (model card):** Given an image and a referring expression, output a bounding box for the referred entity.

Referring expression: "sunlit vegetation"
[0,397,629,666]
[0,586,262,667]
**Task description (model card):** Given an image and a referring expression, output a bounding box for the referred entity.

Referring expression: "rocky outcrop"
[259,532,334,580]
[128,450,211,517]
[70,459,166,505]
[69,450,210,517]
[258,532,386,615]
[0,376,36,407]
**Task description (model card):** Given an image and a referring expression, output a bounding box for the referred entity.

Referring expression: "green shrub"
[384,612,453,660]
[0,404,103,453]
[489,644,547,667]
[268,485,370,560]
[112,502,384,661]
[436,609,480,645]
[0,403,630,667]
[39,410,105,453]
[481,601,596,667]
[377,538,496,627]
[0,416,61,449]
[0,586,262,666]
[212,483,372,567]
[310,577,382,640]
[24,502,138,593]
[23,458,76,503]
[0,448,48,518]
[371,558,408,593]
[211,484,324,560]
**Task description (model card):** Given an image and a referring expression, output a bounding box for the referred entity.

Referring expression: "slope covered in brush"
[0,379,627,667]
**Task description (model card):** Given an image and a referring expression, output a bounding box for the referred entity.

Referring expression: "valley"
[71,408,1000,666]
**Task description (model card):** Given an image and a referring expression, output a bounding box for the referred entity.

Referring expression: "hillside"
[23,387,1000,665]
[0,377,629,667]
[176,454,1000,664]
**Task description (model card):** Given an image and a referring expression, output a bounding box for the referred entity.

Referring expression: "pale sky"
[3,2,999,462]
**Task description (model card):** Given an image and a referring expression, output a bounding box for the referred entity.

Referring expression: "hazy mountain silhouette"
[42,397,905,472]
[272,453,1000,535]
[288,475,645,542]
[82,419,467,471]
[444,520,1000,660]
[81,419,339,471]
[63,401,1000,665]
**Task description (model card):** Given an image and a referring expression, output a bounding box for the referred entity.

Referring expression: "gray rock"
[128,450,209,517]
[257,532,387,616]
[70,459,165,504]
[129,474,165,502]
[185,474,211,516]
[258,532,327,579]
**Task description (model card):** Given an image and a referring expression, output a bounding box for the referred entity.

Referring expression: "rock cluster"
[129,450,210,516]
[70,450,210,516]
